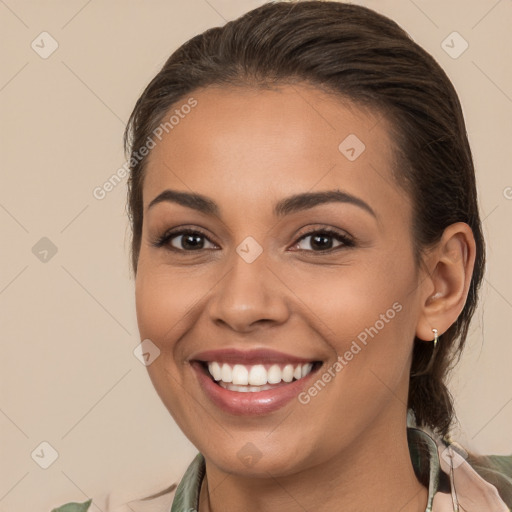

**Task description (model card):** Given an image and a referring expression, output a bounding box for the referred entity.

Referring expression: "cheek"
[281,250,413,334]
[286,251,417,384]
[134,263,200,423]
[134,263,199,349]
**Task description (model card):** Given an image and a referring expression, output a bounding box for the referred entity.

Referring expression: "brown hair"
[124,0,485,437]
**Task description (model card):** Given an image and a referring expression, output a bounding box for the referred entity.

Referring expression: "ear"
[415,222,477,341]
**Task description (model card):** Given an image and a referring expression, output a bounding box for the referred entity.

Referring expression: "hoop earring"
[411,328,439,377]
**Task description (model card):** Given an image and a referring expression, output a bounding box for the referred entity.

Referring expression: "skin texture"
[134,83,476,512]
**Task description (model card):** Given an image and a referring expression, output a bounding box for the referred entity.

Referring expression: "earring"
[411,328,439,377]
[432,328,439,349]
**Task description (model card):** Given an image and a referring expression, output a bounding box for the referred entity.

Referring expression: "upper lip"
[190,348,320,365]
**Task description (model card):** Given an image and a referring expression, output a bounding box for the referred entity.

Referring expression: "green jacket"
[51,427,512,511]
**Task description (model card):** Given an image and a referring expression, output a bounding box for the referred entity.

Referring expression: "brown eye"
[153,229,217,252]
[292,229,354,252]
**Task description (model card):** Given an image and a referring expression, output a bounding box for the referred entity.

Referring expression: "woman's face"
[135,83,429,475]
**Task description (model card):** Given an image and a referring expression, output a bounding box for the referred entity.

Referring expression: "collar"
[170,426,443,512]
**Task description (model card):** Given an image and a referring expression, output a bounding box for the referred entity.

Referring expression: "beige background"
[0,0,511,510]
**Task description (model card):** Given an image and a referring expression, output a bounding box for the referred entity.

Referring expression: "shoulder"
[51,482,178,512]
[466,452,512,506]
[51,500,92,512]
[408,422,512,510]
[435,435,512,510]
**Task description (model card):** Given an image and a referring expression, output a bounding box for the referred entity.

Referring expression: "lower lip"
[191,361,321,415]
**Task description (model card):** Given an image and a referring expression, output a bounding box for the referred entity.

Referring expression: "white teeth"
[301,364,311,378]
[206,361,315,390]
[282,364,294,383]
[219,382,277,392]
[209,361,222,381]
[267,364,282,384]
[248,364,267,386]
[221,363,232,383]
[232,364,249,385]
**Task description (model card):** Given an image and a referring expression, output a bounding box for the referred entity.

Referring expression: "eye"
[291,228,354,253]
[152,228,218,252]
[152,226,354,254]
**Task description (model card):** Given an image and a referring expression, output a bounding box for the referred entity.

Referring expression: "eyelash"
[151,226,355,254]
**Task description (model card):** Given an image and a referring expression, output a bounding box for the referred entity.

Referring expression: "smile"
[205,361,316,392]
[189,357,323,415]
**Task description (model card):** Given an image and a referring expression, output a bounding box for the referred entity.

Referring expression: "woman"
[52,1,512,511]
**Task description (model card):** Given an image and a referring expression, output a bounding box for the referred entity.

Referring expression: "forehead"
[142,83,409,222]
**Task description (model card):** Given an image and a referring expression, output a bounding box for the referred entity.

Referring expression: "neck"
[198,419,429,512]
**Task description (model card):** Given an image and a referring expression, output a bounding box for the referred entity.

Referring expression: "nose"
[206,249,290,333]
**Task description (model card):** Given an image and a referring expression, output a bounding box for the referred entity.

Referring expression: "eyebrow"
[147,189,377,219]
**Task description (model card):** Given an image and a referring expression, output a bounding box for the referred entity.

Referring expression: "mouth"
[193,359,323,393]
